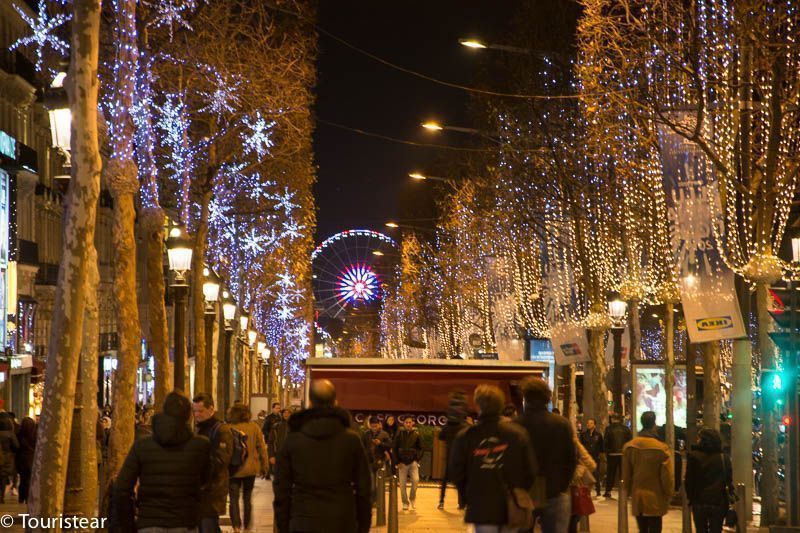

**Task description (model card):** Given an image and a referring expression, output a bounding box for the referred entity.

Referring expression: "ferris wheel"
[311,229,398,319]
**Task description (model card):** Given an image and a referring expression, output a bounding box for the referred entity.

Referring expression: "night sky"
[313,1,515,241]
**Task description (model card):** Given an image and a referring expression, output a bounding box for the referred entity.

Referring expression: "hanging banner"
[550,321,591,365]
[658,122,746,343]
[485,255,525,360]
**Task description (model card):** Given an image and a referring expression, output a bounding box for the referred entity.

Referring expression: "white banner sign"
[550,321,591,365]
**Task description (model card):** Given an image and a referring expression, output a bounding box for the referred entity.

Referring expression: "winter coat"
[268,420,290,461]
[604,422,633,455]
[392,427,423,465]
[515,406,577,498]
[196,415,234,517]
[361,428,391,468]
[262,412,281,443]
[111,413,212,532]
[274,407,371,533]
[438,419,467,447]
[685,446,732,508]
[571,440,597,489]
[0,430,19,477]
[230,420,268,479]
[448,415,536,526]
[14,430,34,475]
[579,428,604,459]
[623,430,674,517]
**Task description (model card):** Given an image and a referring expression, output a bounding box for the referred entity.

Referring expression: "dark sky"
[313,1,514,241]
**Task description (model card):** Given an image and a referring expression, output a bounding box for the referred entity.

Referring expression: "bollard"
[735,483,747,533]
[375,467,386,527]
[617,478,628,533]
[387,475,399,533]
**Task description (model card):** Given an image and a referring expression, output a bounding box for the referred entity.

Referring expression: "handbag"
[570,485,596,516]
[506,486,535,529]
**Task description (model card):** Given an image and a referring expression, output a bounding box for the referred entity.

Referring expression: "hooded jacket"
[112,413,212,532]
[274,407,371,533]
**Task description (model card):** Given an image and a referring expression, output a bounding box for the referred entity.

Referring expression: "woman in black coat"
[685,428,732,533]
[15,417,36,503]
[0,417,19,503]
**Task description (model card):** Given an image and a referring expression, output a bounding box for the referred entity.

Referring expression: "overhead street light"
[459,38,487,49]
[608,293,628,416]
[421,121,443,131]
[166,225,193,391]
[372,250,384,256]
[385,221,399,228]
[409,172,454,183]
[458,37,532,55]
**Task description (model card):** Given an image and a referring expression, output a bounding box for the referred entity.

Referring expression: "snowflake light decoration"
[339,265,379,303]
[241,112,276,159]
[9,0,71,73]
[145,0,197,40]
[199,71,241,119]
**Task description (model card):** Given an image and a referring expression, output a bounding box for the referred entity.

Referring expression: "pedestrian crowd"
[0,377,736,533]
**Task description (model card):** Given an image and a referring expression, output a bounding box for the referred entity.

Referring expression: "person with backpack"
[193,393,233,533]
[111,392,212,533]
[227,402,268,533]
[268,409,291,468]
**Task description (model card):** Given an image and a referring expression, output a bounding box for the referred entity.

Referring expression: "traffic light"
[783,415,793,426]
[762,369,787,411]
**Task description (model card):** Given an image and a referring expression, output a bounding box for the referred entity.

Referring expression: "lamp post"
[202,267,220,395]
[257,341,266,394]
[420,120,502,145]
[608,295,628,415]
[167,226,193,392]
[222,291,236,413]
[44,72,72,168]
[408,172,455,183]
[246,329,257,399]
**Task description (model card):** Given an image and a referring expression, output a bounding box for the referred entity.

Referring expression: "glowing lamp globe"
[239,313,249,332]
[248,330,257,347]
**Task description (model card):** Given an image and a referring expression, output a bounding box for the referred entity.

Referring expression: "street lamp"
[458,38,487,49]
[420,120,502,145]
[458,37,532,54]
[421,121,443,131]
[248,329,257,347]
[372,250,384,256]
[202,267,220,393]
[409,172,453,183]
[608,294,628,416]
[221,290,236,412]
[44,72,71,165]
[239,312,249,333]
[167,226,193,392]
[385,221,399,228]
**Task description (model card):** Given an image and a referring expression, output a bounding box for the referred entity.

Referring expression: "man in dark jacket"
[112,392,212,533]
[193,392,233,533]
[263,402,282,479]
[580,417,604,496]
[450,384,535,530]
[268,408,292,466]
[393,417,423,511]
[274,380,371,533]
[603,412,633,498]
[516,377,576,533]
[362,416,391,471]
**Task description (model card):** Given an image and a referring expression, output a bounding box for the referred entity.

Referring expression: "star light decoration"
[144,0,197,41]
[339,265,380,304]
[9,0,71,74]
[241,112,276,159]
[199,70,241,119]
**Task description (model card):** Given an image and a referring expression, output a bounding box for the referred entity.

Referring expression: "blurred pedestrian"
[438,390,467,510]
[449,384,535,532]
[569,434,597,533]
[685,428,733,533]
[579,418,604,497]
[516,377,576,533]
[193,393,233,533]
[0,416,18,503]
[273,379,370,533]
[604,412,632,498]
[227,402,269,533]
[262,402,282,446]
[111,391,211,533]
[623,411,674,533]
[362,416,391,505]
[383,415,398,441]
[393,417,423,511]
[15,417,35,504]
[268,409,291,468]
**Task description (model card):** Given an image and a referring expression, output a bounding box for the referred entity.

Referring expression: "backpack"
[209,422,249,474]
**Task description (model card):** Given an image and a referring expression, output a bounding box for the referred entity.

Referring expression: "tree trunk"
[141,208,170,407]
[664,303,675,450]
[589,329,610,433]
[629,299,641,362]
[28,0,102,520]
[64,245,99,528]
[757,281,779,524]
[702,341,721,430]
[192,189,213,395]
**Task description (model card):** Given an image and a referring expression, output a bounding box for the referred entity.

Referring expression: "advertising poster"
[632,364,687,432]
[550,321,590,365]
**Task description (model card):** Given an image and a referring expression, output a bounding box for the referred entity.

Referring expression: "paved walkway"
[0,480,764,532]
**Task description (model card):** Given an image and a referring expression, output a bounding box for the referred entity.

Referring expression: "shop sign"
[10,355,32,369]
[0,131,15,160]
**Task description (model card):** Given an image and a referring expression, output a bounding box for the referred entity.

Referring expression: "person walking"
[604,412,632,498]
[569,435,597,533]
[438,390,467,510]
[268,409,291,468]
[383,415,398,441]
[193,393,233,533]
[623,411,674,533]
[262,402,281,479]
[0,416,18,503]
[111,391,212,533]
[516,377,576,533]
[15,417,35,504]
[685,428,733,533]
[228,402,269,533]
[273,379,371,533]
[579,418,604,497]
[393,416,423,511]
[362,415,391,504]
[449,384,535,533]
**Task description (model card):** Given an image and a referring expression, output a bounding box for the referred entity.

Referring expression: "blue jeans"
[531,491,571,533]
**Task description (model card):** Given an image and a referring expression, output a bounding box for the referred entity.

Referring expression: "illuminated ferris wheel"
[311,229,398,319]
